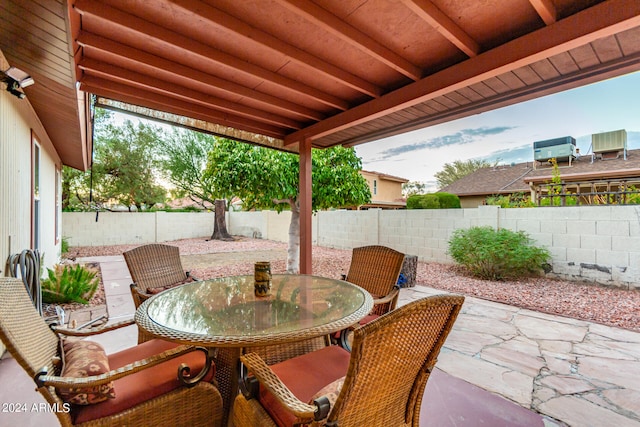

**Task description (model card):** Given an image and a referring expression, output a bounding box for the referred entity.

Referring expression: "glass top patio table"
[135,274,373,347]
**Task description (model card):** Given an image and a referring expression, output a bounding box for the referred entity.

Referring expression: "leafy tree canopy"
[158,128,217,208]
[204,139,371,272]
[435,158,497,189]
[63,108,167,211]
[204,139,371,211]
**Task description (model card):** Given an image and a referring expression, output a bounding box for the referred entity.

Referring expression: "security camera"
[2,66,33,99]
[5,78,26,99]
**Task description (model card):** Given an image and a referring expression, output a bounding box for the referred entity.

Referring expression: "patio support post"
[299,137,312,274]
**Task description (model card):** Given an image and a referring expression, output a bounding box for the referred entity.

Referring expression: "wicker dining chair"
[0,277,223,427]
[124,243,197,309]
[337,245,405,350]
[233,294,464,427]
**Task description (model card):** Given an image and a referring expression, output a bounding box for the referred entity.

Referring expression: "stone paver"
[399,285,640,426]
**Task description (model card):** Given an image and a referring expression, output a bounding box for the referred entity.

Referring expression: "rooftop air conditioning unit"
[592,129,627,153]
[533,136,576,162]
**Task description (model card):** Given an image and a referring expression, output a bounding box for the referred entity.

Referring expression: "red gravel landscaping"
[66,236,640,332]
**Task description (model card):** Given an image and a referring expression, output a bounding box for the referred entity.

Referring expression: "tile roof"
[440,149,640,197]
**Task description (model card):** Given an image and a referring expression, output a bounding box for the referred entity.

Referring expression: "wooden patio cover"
[2,0,640,272]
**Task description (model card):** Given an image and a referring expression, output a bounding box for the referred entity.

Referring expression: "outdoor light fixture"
[2,66,34,99]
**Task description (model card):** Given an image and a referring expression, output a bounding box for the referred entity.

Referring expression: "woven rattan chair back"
[328,295,464,426]
[124,244,189,295]
[0,277,73,425]
[1,278,224,427]
[345,245,405,314]
[124,244,193,343]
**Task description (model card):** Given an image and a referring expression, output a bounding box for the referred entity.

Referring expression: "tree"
[158,129,217,208]
[62,165,91,211]
[435,159,496,188]
[91,115,167,210]
[402,181,427,197]
[204,139,371,273]
[158,129,234,239]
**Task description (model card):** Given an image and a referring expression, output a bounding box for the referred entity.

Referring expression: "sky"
[354,70,640,191]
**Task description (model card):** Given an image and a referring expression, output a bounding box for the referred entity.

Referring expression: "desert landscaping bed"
[62,236,640,332]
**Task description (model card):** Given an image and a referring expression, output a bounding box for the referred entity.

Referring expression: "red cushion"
[332,314,379,340]
[72,339,214,424]
[259,345,351,427]
[358,313,379,326]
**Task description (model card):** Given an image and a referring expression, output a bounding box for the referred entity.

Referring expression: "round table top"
[135,274,373,347]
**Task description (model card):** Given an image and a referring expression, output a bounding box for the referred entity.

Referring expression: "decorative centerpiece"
[254,261,272,297]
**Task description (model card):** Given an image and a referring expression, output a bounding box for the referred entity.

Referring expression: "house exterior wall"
[458,195,488,208]
[0,70,61,274]
[359,171,405,206]
[63,205,640,290]
[1,57,62,354]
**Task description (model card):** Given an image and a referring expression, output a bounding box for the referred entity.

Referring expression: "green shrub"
[408,193,461,209]
[448,226,551,280]
[41,264,99,304]
[435,192,461,209]
[420,194,440,209]
[406,194,423,209]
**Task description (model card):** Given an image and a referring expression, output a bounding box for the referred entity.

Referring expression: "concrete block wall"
[63,211,215,246]
[226,210,293,243]
[62,205,640,289]
[316,210,379,249]
[63,212,156,246]
[156,211,215,242]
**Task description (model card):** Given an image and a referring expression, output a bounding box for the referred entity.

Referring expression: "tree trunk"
[287,200,300,274]
[210,199,233,241]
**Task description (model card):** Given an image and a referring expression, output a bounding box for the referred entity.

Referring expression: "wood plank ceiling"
[2,0,640,167]
[0,0,90,170]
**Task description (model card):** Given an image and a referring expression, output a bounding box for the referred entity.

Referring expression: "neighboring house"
[441,132,640,208]
[359,170,408,209]
[439,162,534,208]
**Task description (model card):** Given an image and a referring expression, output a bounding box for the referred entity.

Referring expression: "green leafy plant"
[448,226,551,280]
[61,237,70,255]
[435,192,461,208]
[406,192,460,209]
[41,264,99,304]
[420,194,440,209]
[485,193,535,208]
[539,158,578,206]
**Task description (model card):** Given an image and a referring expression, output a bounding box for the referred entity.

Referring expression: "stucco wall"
[360,171,404,204]
[62,205,640,289]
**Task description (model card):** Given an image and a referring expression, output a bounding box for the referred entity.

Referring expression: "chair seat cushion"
[72,339,214,424]
[332,313,379,341]
[59,340,115,405]
[259,345,351,427]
